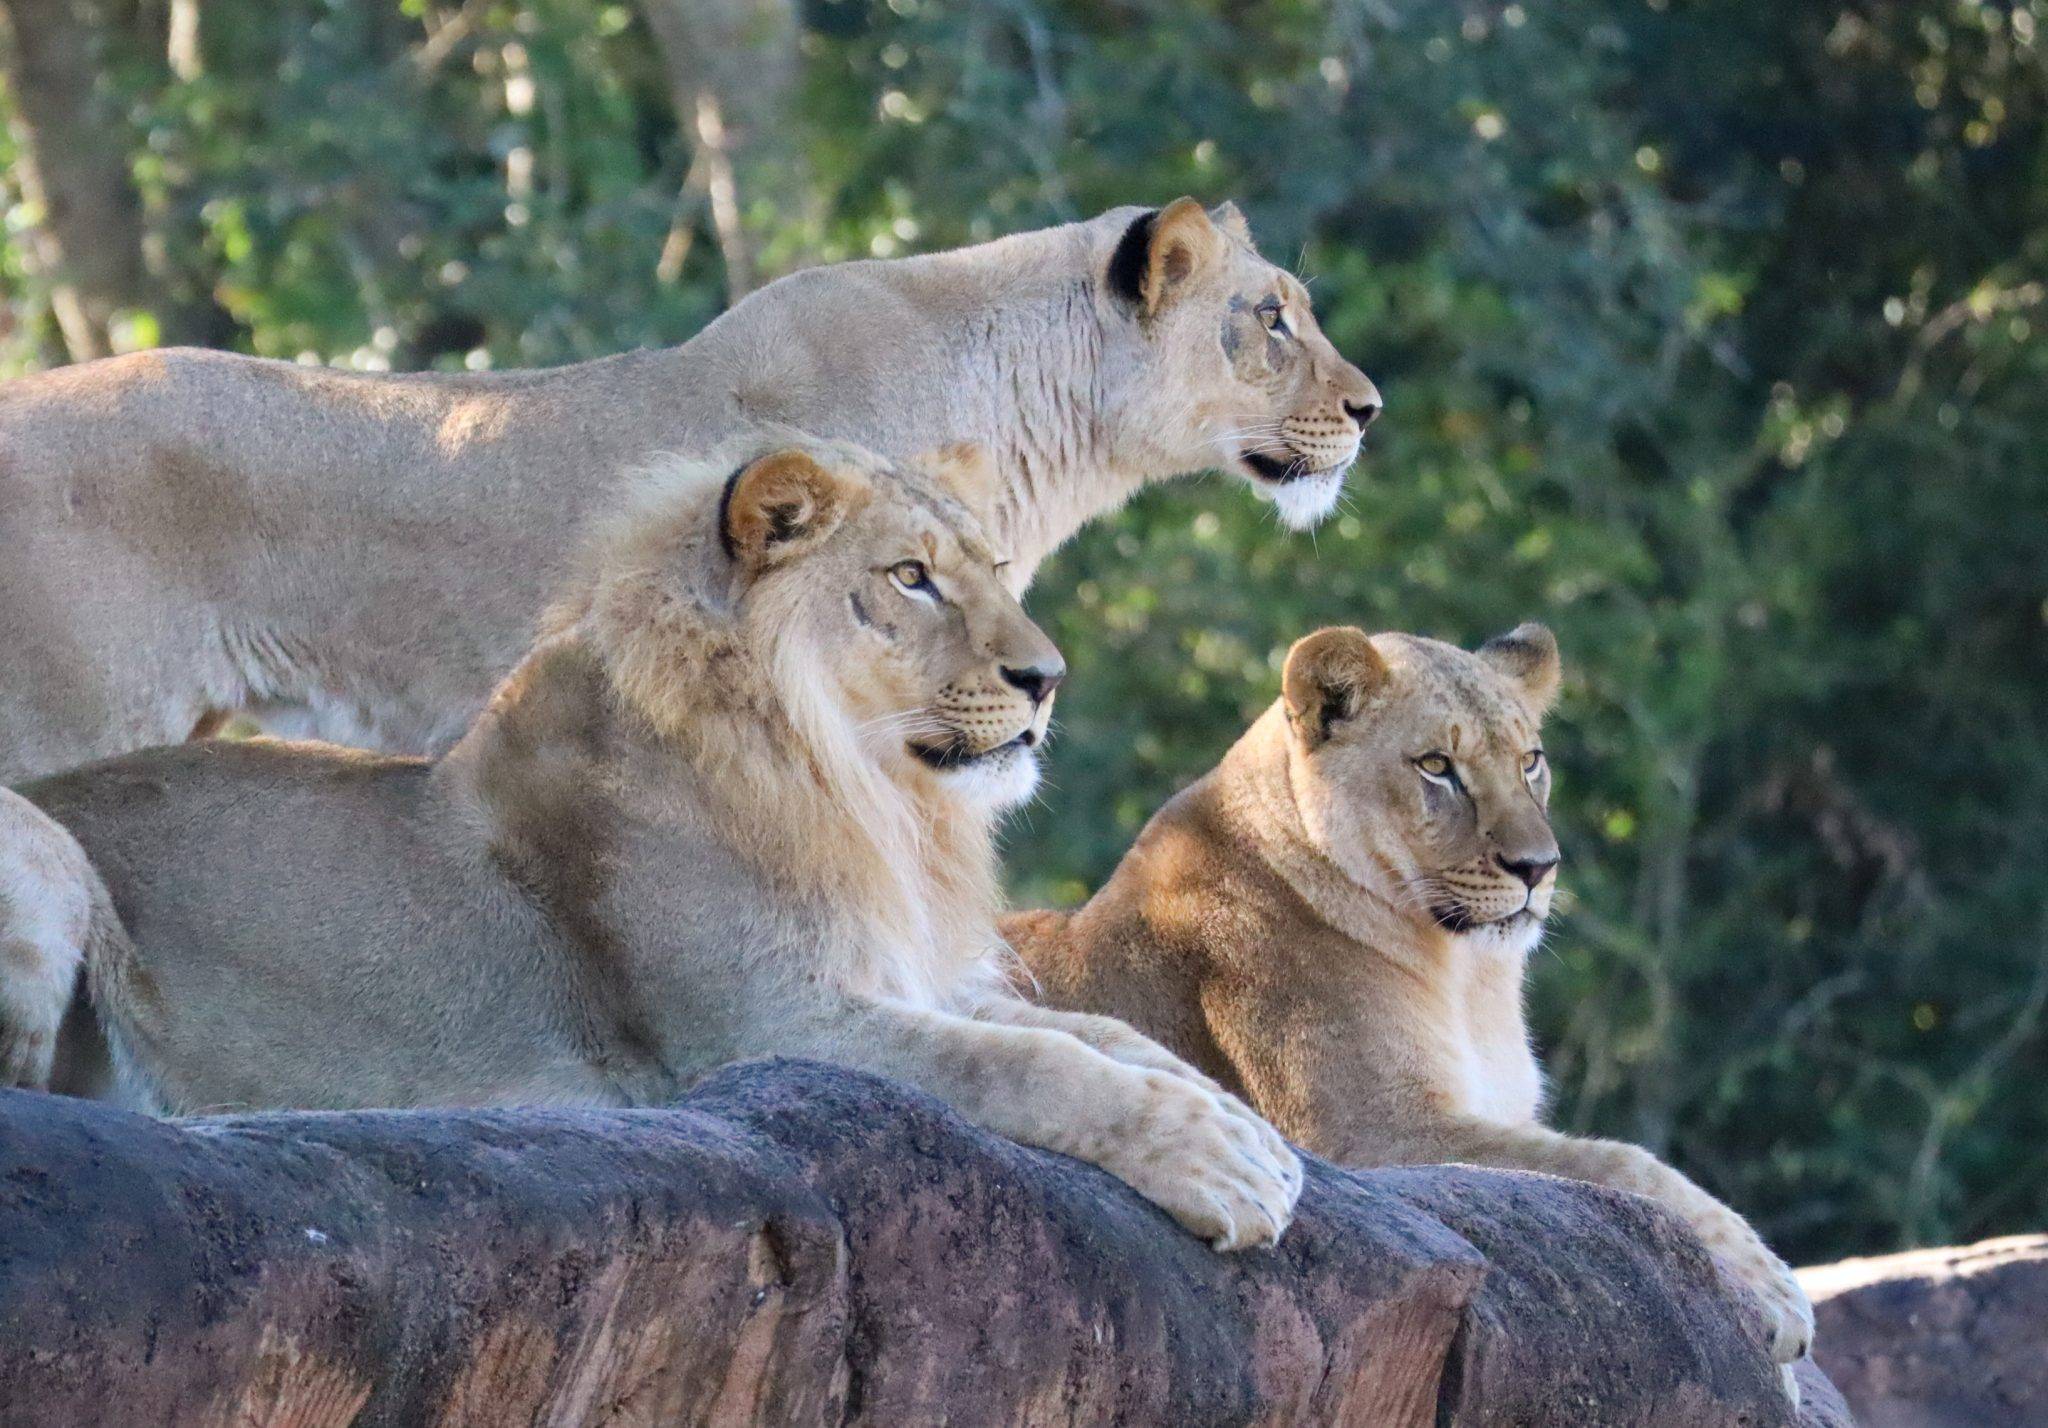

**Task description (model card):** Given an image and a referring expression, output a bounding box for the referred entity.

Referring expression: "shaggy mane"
[549,446,1007,1007]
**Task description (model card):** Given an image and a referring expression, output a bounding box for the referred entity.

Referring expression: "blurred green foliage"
[2,0,2044,1264]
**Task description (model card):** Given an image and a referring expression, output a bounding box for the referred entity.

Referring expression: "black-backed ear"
[1479,622,1562,711]
[1105,197,1225,317]
[1106,209,1157,309]
[911,440,1000,524]
[1282,627,1389,747]
[718,449,867,577]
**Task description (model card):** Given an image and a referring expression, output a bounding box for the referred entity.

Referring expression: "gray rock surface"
[1804,1234,2046,1428]
[0,1059,1842,1425]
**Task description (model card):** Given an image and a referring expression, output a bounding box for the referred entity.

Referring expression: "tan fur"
[1006,625,1816,1390]
[0,202,1378,783]
[13,440,1301,1251]
[0,788,116,1087]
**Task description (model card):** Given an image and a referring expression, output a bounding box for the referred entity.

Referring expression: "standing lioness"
[0,199,1379,782]
[20,441,1301,1251]
[1005,625,1815,1388]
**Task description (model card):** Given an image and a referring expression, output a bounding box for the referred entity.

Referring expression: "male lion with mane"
[1005,624,1816,1395]
[0,199,1378,782]
[14,440,1302,1251]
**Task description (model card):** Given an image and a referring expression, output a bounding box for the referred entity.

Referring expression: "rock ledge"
[0,1060,1845,1426]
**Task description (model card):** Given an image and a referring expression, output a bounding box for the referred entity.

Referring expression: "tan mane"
[548,449,1005,1007]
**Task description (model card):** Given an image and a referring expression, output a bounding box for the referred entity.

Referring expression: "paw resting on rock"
[1101,1070,1303,1251]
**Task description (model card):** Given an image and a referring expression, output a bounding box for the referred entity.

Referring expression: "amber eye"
[1523,749,1546,776]
[1416,753,1453,780]
[1256,298,1286,331]
[889,560,937,599]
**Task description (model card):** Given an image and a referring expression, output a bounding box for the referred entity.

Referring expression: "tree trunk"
[164,0,200,81]
[0,0,226,362]
[634,0,812,303]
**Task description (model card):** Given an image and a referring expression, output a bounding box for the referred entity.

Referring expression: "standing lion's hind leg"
[0,789,98,1088]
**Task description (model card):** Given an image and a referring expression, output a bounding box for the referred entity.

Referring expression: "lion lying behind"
[16,440,1299,1250]
[1004,624,1816,1385]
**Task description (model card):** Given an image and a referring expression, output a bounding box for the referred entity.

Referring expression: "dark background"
[3,0,2043,1265]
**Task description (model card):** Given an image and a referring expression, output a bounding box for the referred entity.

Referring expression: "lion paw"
[1712,1230,1814,1379]
[1075,1030,1304,1207]
[1101,1071,1303,1251]
[0,939,69,1089]
[1213,1087,1305,1203]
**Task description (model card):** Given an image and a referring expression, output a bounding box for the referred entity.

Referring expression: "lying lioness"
[18,440,1300,1250]
[1004,624,1815,1380]
[0,199,1379,782]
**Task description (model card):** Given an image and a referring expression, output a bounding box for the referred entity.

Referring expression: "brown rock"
[0,1060,1840,1426]
[1804,1235,2047,1428]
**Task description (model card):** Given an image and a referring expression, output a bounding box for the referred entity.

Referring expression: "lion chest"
[1441,931,1544,1125]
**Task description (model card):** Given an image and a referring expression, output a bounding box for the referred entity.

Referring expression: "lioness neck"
[1212,708,1422,957]
[951,275,1129,579]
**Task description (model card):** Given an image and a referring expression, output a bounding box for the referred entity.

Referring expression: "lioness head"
[1105,198,1382,531]
[715,442,1063,812]
[1279,623,1562,940]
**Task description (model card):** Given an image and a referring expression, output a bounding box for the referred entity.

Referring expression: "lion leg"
[1382,1115,1812,1393]
[776,995,1301,1251]
[0,791,97,1088]
[967,991,1302,1202]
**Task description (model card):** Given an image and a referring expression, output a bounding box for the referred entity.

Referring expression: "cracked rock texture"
[1804,1234,2046,1428]
[0,1060,1846,1426]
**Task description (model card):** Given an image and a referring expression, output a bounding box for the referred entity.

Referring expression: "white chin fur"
[942,745,1041,810]
[1453,912,1546,959]
[1258,468,1347,531]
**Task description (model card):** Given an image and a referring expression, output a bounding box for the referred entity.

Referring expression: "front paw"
[1100,1071,1302,1251]
[1714,1233,1815,1373]
[0,950,65,1088]
[1213,1087,1305,1203]
[1087,1038,1303,1204]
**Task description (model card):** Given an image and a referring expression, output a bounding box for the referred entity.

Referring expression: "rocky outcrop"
[1805,1235,2047,1428]
[0,1060,1842,1426]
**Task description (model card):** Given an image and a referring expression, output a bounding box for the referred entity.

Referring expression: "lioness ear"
[718,449,865,575]
[1209,200,1253,246]
[1479,622,1562,711]
[1282,627,1389,746]
[913,440,1000,522]
[1106,197,1225,317]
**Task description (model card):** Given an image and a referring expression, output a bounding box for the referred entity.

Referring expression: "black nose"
[1002,662,1066,704]
[1343,397,1382,429]
[1499,853,1559,889]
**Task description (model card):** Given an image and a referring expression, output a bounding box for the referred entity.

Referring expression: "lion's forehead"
[1378,640,1541,756]
[872,472,996,563]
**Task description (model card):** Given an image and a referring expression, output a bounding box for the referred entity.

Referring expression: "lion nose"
[1001,661,1066,705]
[1498,853,1559,889]
[1343,396,1382,430]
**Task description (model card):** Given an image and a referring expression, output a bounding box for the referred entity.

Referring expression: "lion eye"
[1523,749,1546,776]
[1257,298,1287,333]
[1416,753,1454,781]
[889,560,937,600]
